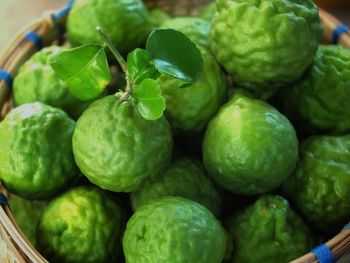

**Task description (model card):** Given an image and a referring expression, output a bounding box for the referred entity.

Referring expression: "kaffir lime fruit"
[157,46,227,134]
[283,135,350,231]
[13,46,100,119]
[37,186,126,263]
[211,0,323,97]
[73,94,173,192]
[0,102,78,199]
[203,91,298,195]
[279,45,350,135]
[160,17,211,49]
[199,2,216,21]
[131,157,221,216]
[123,197,227,263]
[67,0,152,54]
[9,195,48,247]
[149,9,171,29]
[226,195,313,263]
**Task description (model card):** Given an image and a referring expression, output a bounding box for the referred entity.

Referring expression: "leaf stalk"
[96,26,128,74]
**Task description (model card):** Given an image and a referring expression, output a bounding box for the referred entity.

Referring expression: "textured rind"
[131,157,221,215]
[157,46,227,134]
[226,195,313,263]
[280,45,350,135]
[13,46,98,119]
[199,2,217,21]
[160,17,211,49]
[0,102,78,199]
[73,95,173,192]
[203,91,298,195]
[9,196,48,247]
[37,186,125,263]
[123,197,227,263]
[283,135,350,230]
[211,0,323,92]
[67,0,152,54]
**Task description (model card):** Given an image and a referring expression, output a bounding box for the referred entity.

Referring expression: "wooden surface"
[0,0,349,51]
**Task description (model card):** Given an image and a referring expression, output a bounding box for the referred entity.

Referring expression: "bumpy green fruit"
[199,2,216,21]
[9,195,48,247]
[67,0,152,54]
[0,103,78,199]
[13,46,100,119]
[37,186,126,263]
[123,197,227,263]
[203,91,298,195]
[211,0,323,97]
[73,94,173,192]
[283,135,350,230]
[160,17,211,48]
[131,157,221,215]
[149,9,171,28]
[226,195,313,263]
[279,45,350,135]
[157,46,227,134]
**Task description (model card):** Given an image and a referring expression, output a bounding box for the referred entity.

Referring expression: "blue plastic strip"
[332,24,350,44]
[24,31,43,50]
[312,244,334,263]
[0,70,13,90]
[52,0,74,21]
[0,193,7,206]
[344,223,350,229]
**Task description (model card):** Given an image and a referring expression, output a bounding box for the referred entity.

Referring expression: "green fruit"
[149,9,171,28]
[131,157,221,215]
[9,195,48,247]
[157,46,227,134]
[211,0,323,97]
[123,197,227,263]
[279,45,350,135]
[199,2,217,21]
[203,91,298,195]
[160,17,211,49]
[283,135,350,230]
[0,102,78,199]
[73,94,173,192]
[67,0,152,54]
[226,195,313,263]
[13,46,100,119]
[37,186,126,263]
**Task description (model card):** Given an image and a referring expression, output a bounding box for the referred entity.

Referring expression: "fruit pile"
[1,0,350,262]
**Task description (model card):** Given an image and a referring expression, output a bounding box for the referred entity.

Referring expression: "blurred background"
[0,0,349,51]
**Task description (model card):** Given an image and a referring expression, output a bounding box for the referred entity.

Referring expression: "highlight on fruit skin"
[36,186,126,263]
[202,90,299,195]
[0,102,79,200]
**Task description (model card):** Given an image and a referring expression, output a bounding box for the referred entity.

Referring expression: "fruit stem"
[96,26,128,74]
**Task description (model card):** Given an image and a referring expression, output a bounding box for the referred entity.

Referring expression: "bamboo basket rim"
[0,1,350,263]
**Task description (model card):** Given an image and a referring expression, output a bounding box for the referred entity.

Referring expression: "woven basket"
[0,1,350,262]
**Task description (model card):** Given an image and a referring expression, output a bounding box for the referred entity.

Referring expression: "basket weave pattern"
[0,1,350,262]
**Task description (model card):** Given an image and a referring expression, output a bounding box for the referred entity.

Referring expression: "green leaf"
[133,78,166,121]
[127,48,160,85]
[146,29,203,83]
[51,44,111,101]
